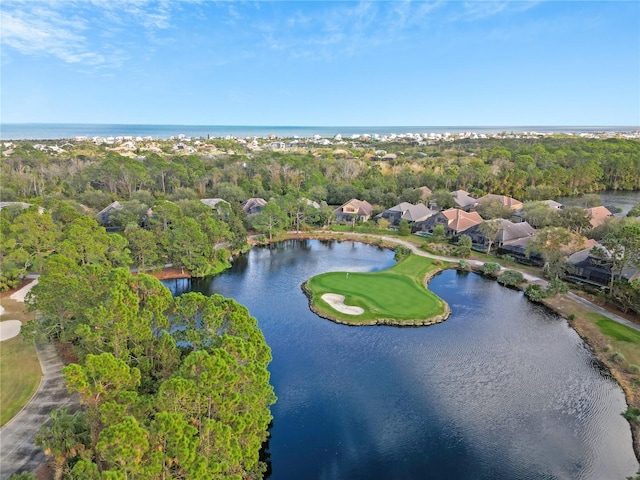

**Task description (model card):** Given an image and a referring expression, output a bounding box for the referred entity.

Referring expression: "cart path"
[327,232,640,332]
[0,342,78,480]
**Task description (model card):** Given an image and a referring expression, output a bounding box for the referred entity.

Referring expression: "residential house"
[96,201,122,225]
[418,186,433,202]
[301,198,321,210]
[466,220,537,249]
[566,243,639,288]
[402,203,437,224]
[413,208,483,237]
[540,200,563,209]
[334,199,374,223]
[377,203,436,226]
[497,237,544,267]
[451,190,477,210]
[474,194,524,211]
[377,202,414,225]
[0,201,33,211]
[241,197,267,215]
[585,206,614,229]
[200,198,230,215]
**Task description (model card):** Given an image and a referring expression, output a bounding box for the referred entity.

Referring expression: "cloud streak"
[0,0,177,69]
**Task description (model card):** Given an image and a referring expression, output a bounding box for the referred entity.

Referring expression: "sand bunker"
[0,320,22,341]
[10,279,38,302]
[321,293,364,315]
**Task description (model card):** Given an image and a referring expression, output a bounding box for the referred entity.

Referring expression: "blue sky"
[1,1,639,126]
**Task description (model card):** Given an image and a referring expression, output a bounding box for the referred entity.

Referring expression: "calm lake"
[163,239,638,479]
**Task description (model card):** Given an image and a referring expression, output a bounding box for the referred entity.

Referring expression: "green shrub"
[6,474,36,480]
[603,344,613,352]
[458,259,471,272]
[622,406,640,423]
[524,284,546,302]
[628,364,640,374]
[394,245,412,261]
[546,278,569,296]
[480,262,501,276]
[611,352,627,364]
[497,270,525,287]
[567,314,576,321]
[398,219,411,236]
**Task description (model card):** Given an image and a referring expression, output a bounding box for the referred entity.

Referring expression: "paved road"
[0,343,78,480]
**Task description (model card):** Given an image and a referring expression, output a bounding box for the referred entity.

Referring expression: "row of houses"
[334,193,635,288]
[91,190,635,290]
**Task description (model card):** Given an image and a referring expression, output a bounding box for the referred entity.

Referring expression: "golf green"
[303,254,451,326]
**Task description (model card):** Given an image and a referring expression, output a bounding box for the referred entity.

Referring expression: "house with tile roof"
[418,186,433,202]
[585,206,614,229]
[334,198,374,223]
[413,208,483,237]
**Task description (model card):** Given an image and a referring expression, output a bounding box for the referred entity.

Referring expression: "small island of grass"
[302,253,451,326]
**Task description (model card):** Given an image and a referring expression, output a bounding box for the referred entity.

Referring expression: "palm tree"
[35,408,89,480]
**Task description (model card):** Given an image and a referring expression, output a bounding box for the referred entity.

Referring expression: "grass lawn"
[0,295,41,426]
[590,313,640,367]
[305,254,449,325]
[0,334,41,426]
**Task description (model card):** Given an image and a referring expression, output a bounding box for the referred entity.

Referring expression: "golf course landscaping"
[302,253,451,326]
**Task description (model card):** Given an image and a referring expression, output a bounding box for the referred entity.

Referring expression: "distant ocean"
[1,123,637,141]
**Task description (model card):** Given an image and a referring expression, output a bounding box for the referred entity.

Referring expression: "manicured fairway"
[305,254,449,325]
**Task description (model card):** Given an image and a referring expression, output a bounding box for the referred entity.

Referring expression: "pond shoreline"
[300,278,451,327]
[158,233,640,464]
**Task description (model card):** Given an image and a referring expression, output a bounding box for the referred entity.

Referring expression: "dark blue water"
[163,239,638,480]
[1,123,636,140]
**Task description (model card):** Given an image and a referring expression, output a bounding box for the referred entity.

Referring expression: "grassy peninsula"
[303,253,450,326]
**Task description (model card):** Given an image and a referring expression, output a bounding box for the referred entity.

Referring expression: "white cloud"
[0,0,179,69]
[458,1,542,22]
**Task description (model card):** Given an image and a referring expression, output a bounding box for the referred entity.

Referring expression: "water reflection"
[164,240,638,480]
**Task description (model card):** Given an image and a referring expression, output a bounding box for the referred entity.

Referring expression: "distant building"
[585,206,614,229]
[475,194,524,211]
[0,201,33,211]
[241,197,267,215]
[334,198,373,223]
[96,201,122,225]
[418,186,432,202]
[451,190,477,210]
[200,198,230,214]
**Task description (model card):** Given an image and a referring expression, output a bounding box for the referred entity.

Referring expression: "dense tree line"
[1,137,638,212]
[25,260,275,479]
[0,198,246,291]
